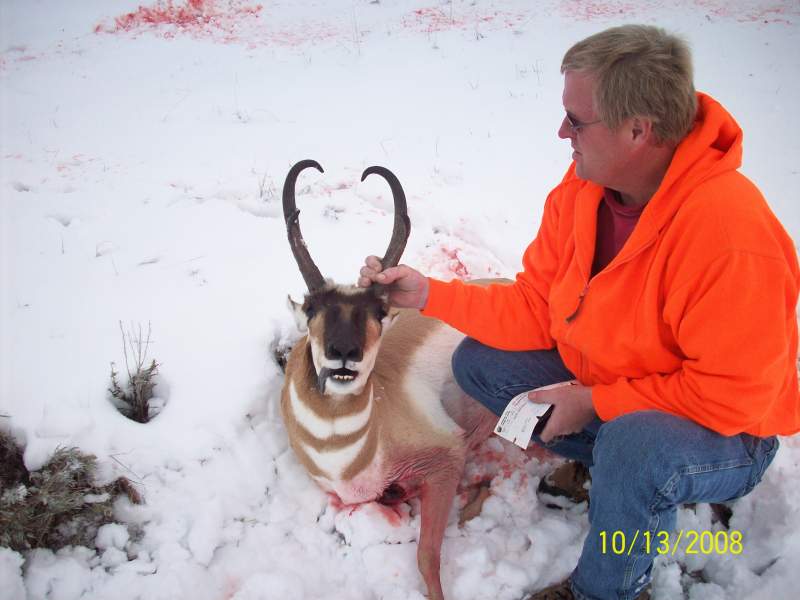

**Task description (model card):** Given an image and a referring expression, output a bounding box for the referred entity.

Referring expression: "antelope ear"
[287,295,308,333]
[381,307,400,334]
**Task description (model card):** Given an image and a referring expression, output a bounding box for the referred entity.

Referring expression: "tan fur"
[371,311,462,452]
[340,423,381,481]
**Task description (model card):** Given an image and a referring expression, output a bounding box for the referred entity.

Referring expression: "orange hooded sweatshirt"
[422,93,800,438]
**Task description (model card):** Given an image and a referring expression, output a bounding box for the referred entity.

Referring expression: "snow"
[1,1,799,599]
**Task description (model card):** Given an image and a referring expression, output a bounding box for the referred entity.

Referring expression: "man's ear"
[630,116,654,143]
[287,295,308,333]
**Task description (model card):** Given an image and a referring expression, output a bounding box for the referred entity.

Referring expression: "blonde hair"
[561,24,697,143]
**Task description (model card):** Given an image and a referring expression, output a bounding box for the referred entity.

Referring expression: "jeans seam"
[618,473,676,596]
[624,510,662,597]
[680,458,753,475]
[493,382,535,398]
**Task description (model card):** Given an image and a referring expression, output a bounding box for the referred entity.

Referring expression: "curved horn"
[361,166,410,271]
[283,159,327,292]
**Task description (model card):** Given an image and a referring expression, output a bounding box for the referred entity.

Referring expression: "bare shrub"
[109,321,162,423]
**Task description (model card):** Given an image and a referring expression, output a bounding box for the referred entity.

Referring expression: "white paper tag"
[493,380,578,449]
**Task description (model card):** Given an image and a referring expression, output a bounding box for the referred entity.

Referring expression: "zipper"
[565,231,660,325]
[565,283,589,323]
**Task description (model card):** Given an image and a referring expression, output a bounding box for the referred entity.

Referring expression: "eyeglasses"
[565,113,602,133]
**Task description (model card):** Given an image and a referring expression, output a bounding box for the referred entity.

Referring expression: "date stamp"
[599,529,743,556]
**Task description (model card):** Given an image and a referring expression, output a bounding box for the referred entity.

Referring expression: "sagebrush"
[0,430,140,552]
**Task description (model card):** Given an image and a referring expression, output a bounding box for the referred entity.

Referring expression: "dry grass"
[0,431,140,552]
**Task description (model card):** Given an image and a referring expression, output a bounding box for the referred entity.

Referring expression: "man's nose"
[558,116,573,140]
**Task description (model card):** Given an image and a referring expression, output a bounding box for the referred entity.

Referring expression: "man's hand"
[529,383,596,443]
[358,256,430,309]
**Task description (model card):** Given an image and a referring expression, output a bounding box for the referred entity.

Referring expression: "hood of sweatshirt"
[568,92,744,277]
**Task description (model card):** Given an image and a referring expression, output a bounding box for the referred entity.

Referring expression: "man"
[359,25,799,600]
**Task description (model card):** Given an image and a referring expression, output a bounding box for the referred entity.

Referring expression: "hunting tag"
[493,380,578,449]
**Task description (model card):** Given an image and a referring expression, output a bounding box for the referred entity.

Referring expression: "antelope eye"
[303,304,317,319]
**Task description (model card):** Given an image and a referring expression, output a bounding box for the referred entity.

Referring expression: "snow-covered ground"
[1,1,799,599]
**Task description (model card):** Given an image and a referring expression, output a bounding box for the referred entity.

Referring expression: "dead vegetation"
[109,321,162,423]
[0,430,140,552]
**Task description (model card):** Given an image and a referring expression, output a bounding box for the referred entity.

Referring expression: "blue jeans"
[452,338,780,600]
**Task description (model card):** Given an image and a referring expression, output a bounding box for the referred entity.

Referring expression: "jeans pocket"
[740,435,780,497]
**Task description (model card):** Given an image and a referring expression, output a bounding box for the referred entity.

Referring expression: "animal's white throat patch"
[289,381,373,439]
[301,433,368,481]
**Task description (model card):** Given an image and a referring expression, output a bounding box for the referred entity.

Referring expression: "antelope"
[279,160,497,600]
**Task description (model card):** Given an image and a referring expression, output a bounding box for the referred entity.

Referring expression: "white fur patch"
[302,434,367,480]
[334,284,367,296]
[333,399,373,435]
[402,325,465,436]
[287,296,308,333]
[309,336,327,375]
[311,474,334,491]
[289,381,373,439]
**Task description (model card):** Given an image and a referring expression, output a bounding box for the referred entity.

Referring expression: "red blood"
[692,0,798,24]
[95,0,262,40]
[372,502,405,527]
[443,247,469,279]
[404,6,524,33]
[326,491,346,511]
[327,491,408,527]
[557,0,637,21]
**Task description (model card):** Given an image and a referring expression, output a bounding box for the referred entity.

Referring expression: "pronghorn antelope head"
[283,159,410,397]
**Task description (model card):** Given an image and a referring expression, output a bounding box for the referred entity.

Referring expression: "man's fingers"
[359,257,388,288]
[539,424,554,443]
[365,255,383,270]
[375,266,398,283]
[357,263,399,286]
[528,391,547,404]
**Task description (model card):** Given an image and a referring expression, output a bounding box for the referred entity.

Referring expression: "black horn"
[361,166,410,272]
[283,159,327,292]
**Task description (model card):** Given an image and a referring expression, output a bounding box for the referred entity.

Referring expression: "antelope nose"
[326,342,362,362]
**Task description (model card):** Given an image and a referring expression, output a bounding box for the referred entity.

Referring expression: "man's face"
[558,70,633,187]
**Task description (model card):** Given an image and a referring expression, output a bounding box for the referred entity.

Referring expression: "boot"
[537,461,591,508]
